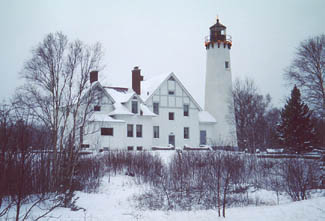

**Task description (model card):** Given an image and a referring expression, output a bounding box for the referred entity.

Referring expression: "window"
[132,100,138,114]
[225,61,229,69]
[168,90,175,95]
[101,128,113,136]
[184,127,190,139]
[136,124,142,137]
[127,124,133,137]
[153,126,159,138]
[200,130,207,145]
[137,146,143,151]
[94,105,101,111]
[81,144,90,149]
[128,146,134,151]
[169,112,174,120]
[184,104,189,116]
[168,76,175,81]
[153,102,159,115]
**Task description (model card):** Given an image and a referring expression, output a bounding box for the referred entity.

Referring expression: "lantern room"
[210,18,227,42]
[204,18,232,49]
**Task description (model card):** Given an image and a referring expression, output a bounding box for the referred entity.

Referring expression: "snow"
[151,150,176,165]
[108,103,134,116]
[5,174,325,220]
[89,112,125,122]
[266,148,284,154]
[140,73,171,101]
[140,103,157,117]
[104,87,135,103]
[198,111,216,123]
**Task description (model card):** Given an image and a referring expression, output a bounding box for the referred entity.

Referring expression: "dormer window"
[132,100,138,114]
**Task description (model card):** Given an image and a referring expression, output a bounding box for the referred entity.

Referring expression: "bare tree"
[232,78,271,152]
[285,35,325,119]
[280,158,318,201]
[17,32,103,207]
[0,102,14,218]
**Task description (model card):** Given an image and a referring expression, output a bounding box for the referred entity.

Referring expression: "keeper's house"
[82,68,216,151]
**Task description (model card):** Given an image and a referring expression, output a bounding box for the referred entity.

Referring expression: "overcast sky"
[1,0,324,107]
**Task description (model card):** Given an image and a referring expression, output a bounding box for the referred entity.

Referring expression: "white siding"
[146,77,201,148]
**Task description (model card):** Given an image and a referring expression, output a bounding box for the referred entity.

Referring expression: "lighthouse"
[204,18,237,146]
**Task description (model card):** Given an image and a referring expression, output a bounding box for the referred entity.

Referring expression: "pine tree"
[278,85,316,153]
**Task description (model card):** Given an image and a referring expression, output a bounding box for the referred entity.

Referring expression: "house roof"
[141,72,202,111]
[108,103,134,116]
[104,87,135,103]
[140,104,156,117]
[140,73,170,101]
[89,113,125,123]
[199,111,216,123]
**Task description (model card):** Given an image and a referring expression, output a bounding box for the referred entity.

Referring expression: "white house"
[82,68,216,151]
[81,18,237,151]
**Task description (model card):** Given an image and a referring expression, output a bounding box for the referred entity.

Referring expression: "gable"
[142,73,202,111]
[92,82,115,105]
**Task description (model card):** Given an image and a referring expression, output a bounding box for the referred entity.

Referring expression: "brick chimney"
[90,71,98,84]
[132,66,143,95]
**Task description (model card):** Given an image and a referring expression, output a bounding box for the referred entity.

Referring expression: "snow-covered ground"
[3,151,325,220]
[5,174,323,221]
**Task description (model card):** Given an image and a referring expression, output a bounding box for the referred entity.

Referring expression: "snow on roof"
[140,104,156,117]
[140,73,170,101]
[108,102,133,116]
[104,87,135,103]
[89,113,125,123]
[199,111,216,123]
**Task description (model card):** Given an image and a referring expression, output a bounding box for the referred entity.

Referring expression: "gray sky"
[1,0,324,107]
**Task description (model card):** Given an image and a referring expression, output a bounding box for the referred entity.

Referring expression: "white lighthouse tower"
[204,18,237,146]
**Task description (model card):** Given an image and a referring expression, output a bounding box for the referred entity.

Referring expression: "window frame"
[225,61,230,69]
[131,100,138,114]
[153,102,159,115]
[101,128,113,136]
[169,112,174,120]
[184,127,190,139]
[136,124,143,138]
[153,126,159,138]
[184,104,189,116]
[127,124,133,137]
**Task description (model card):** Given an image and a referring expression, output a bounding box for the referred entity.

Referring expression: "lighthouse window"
[225,61,230,69]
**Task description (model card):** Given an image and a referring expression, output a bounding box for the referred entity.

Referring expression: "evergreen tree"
[278,85,316,153]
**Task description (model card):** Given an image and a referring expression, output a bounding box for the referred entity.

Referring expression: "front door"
[200,130,207,145]
[169,135,175,147]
